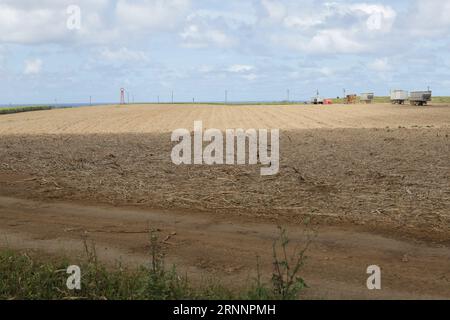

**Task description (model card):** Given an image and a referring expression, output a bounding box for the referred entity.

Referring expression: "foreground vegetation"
[0,229,310,300]
[0,106,52,115]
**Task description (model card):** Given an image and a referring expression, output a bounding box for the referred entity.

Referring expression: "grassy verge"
[0,106,53,115]
[431,96,450,103]
[0,228,311,300]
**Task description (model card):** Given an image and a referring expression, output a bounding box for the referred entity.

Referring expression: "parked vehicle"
[345,94,357,104]
[361,93,374,104]
[390,90,408,104]
[410,91,432,106]
[311,97,323,104]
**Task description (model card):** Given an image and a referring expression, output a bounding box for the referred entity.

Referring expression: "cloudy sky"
[0,0,449,104]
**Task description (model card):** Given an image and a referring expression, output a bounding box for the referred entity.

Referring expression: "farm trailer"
[391,90,408,104]
[410,91,432,106]
[311,95,324,104]
[360,93,374,104]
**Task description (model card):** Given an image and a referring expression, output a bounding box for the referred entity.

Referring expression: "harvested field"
[0,103,449,299]
[0,103,448,134]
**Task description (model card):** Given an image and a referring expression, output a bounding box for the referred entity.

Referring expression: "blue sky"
[0,0,449,104]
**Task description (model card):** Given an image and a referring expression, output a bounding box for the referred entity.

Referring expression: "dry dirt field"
[0,103,449,299]
[0,103,449,134]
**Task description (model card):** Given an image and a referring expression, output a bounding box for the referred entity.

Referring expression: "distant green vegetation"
[330,96,390,104]
[431,96,450,103]
[0,106,52,115]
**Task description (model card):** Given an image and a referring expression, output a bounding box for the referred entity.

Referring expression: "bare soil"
[0,103,449,299]
[1,195,449,300]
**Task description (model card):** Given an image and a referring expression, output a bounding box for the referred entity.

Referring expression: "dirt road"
[1,195,449,300]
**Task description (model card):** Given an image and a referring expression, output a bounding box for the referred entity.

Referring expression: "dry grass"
[0,103,449,135]
[0,127,449,241]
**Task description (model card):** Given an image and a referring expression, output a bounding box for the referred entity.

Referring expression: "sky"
[0,0,449,104]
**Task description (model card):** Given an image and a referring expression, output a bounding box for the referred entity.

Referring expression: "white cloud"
[319,67,334,76]
[257,1,398,54]
[1,0,450,103]
[0,4,63,44]
[242,73,258,81]
[24,58,43,75]
[116,0,190,31]
[180,24,237,48]
[260,0,287,23]
[342,3,397,32]
[0,0,189,45]
[226,64,258,81]
[310,29,367,53]
[405,0,450,36]
[275,29,367,54]
[197,65,215,74]
[99,47,149,64]
[228,65,255,73]
[0,1,110,44]
[368,58,391,72]
[283,16,323,29]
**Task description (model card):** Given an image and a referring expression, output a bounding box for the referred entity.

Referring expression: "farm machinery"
[390,90,409,104]
[311,90,324,104]
[391,90,432,106]
[360,93,374,104]
[409,91,432,106]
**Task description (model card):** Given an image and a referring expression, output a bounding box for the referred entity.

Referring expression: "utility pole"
[157,95,160,103]
[287,89,290,102]
[171,91,174,104]
[127,92,130,104]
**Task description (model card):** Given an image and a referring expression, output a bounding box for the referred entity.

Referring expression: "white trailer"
[361,93,374,104]
[390,90,408,104]
[311,96,324,104]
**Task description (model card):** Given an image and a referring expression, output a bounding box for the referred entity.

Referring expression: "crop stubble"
[0,104,449,241]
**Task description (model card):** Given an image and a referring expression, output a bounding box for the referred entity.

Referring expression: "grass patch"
[0,106,53,115]
[330,96,391,104]
[0,228,310,300]
[431,96,450,103]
